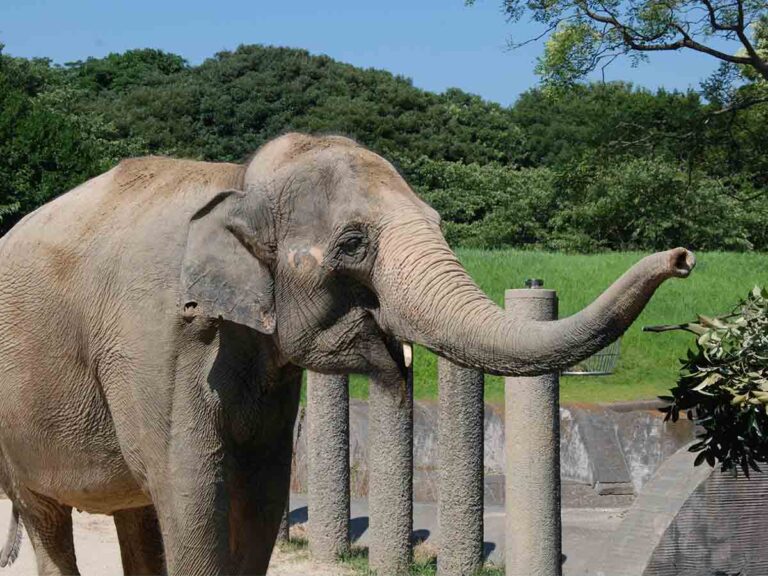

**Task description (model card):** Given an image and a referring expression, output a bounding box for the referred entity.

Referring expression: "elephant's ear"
[180,189,276,333]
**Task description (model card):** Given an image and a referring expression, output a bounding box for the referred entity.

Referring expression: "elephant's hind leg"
[19,494,79,575]
[114,506,166,575]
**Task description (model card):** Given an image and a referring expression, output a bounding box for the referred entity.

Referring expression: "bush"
[550,157,757,252]
[395,155,558,249]
[396,154,763,253]
[661,287,768,474]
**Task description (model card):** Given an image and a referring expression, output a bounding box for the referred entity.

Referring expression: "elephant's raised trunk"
[373,214,694,377]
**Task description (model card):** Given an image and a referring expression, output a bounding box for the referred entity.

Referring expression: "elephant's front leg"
[227,369,302,574]
[226,453,292,573]
[153,416,295,576]
[144,367,234,576]
[150,428,232,576]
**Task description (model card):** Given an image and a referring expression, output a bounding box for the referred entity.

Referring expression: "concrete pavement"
[287,483,630,574]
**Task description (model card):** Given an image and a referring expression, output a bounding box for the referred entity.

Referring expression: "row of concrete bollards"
[291,286,562,576]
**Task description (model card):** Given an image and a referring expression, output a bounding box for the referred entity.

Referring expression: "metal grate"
[561,339,621,376]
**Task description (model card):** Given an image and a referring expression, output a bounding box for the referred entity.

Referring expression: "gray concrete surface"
[307,372,350,561]
[587,447,710,576]
[571,408,634,495]
[437,358,484,576]
[589,445,768,576]
[504,288,562,576]
[289,400,696,504]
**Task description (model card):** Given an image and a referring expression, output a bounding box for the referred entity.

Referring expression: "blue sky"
[1,0,727,105]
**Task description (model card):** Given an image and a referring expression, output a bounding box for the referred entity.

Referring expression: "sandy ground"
[0,486,628,574]
[0,499,121,575]
[0,499,351,576]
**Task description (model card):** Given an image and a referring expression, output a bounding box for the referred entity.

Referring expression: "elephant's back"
[0,156,245,283]
[0,157,243,510]
[0,155,246,366]
[0,156,244,253]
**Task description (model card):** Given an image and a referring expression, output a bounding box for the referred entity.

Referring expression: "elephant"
[0,132,694,575]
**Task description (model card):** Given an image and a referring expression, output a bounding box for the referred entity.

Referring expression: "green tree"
[68,49,188,92]
[68,45,527,165]
[0,47,146,234]
[397,155,558,248]
[2,43,767,253]
[511,82,703,166]
[468,0,768,87]
[550,156,757,251]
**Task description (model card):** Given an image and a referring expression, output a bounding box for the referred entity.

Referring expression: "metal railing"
[562,339,621,376]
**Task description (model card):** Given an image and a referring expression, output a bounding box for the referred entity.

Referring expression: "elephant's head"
[181,133,694,380]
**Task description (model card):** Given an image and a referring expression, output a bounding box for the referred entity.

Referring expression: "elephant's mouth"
[341,308,410,381]
[297,305,408,379]
[382,334,412,380]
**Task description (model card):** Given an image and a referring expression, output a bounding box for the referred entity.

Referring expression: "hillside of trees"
[2,43,767,251]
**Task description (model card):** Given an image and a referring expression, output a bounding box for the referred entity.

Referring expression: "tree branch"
[577,1,756,65]
[699,0,739,32]
[710,95,768,115]
[506,21,563,49]
[731,0,768,81]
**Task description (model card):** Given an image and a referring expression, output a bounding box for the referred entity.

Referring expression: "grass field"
[338,250,768,405]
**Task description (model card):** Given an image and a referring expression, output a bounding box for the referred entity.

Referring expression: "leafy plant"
[659,286,768,474]
[469,0,768,87]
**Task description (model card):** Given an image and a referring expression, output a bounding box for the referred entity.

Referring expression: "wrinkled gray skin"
[0,133,694,575]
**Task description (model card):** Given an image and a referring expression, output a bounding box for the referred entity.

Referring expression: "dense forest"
[2,43,767,251]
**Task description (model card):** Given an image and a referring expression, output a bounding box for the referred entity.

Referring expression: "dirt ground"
[0,499,353,576]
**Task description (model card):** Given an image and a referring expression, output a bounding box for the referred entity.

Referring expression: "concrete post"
[369,366,414,576]
[437,357,485,576]
[504,287,561,576]
[307,372,350,562]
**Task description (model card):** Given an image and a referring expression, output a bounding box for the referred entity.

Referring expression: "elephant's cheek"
[286,246,324,271]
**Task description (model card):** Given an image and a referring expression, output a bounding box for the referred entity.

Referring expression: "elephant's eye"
[340,235,364,256]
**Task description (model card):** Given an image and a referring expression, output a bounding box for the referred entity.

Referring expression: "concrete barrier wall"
[644,463,768,576]
[290,399,695,502]
[590,445,768,576]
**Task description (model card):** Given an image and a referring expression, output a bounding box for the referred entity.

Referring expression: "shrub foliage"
[1,44,767,252]
[661,287,768,474]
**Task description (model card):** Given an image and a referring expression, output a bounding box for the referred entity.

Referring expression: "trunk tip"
[666,247,696,278]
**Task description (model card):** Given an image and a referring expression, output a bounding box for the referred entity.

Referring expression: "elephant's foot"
[17,492,79,575]
[114,506,166,575]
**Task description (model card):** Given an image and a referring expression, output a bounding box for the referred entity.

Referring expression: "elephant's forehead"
[335,179,423,214]
[279,148,433,230]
